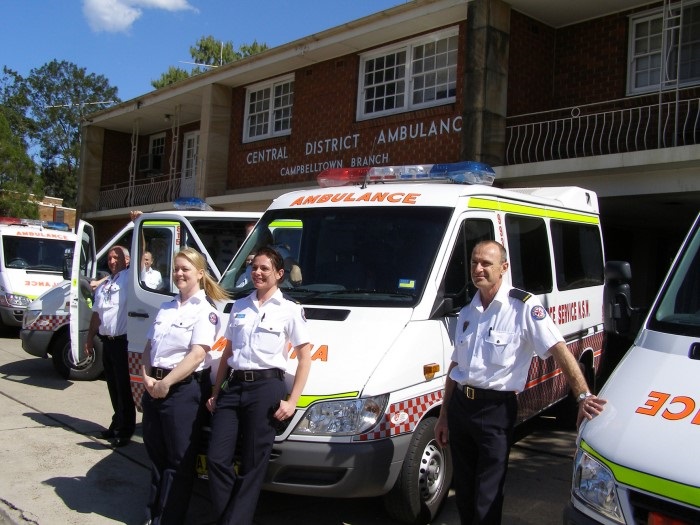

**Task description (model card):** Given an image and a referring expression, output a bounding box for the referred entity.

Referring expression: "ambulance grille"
[629,490,700,525]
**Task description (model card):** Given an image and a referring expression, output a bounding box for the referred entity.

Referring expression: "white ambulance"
[0,217,75,328]
[213,162,609,523]
[20,207,261,380]
[565,212,700,525]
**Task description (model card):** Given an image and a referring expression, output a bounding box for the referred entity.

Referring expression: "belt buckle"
[243,370,255,382]
[155,368,165,380]
[465,386,475,400]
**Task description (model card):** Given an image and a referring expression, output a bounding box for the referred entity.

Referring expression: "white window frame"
[357,27,459,121]
[628,1,700,94]
[243,74,295,143]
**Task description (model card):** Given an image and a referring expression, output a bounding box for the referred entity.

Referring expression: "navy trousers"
[447,387,518,525]
[207,376,286,525]
[101,337,135,438]
[142,374,211,525]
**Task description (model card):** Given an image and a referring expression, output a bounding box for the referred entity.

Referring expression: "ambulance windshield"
[2,236,73,272]
[649,214,700,338]
[221,206,452,307]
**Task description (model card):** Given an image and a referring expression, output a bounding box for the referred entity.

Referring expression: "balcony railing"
[98,173,182,210]
[506,89,700,165]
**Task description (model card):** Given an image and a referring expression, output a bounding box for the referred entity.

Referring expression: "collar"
[178,288,206,305]
[474,283,511,310]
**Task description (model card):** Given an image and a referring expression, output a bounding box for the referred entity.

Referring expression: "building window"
[358,27,458,120]
[628,2,700,94]
[139,133,165,173]
[243,75,294,142]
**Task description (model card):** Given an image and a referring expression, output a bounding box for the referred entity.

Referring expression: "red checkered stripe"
[128,351,145,411]
[28,314,68,331]
[355,390,443,442]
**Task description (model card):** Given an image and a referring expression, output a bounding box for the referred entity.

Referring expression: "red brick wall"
[101,130,131,186]
[508,11,556,116]
[227,23,467,190]
[508,10,630,117]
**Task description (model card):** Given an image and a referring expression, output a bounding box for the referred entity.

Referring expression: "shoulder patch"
[509,288,532,302]
[530,305,547,321]
[209,312,219,325]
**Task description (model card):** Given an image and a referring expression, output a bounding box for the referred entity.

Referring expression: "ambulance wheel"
[51,331,103,381]
[384,416,452,525]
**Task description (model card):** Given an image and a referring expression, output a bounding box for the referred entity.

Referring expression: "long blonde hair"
[174,248,229,302]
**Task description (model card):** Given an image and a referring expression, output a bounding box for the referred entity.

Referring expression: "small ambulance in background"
[565,212,700,525]
[215,161,610,524]
[21,204,261,381]
[0,217,75,328]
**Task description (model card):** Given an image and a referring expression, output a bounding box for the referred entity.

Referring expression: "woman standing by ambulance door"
[206,246,312,525]
[140,248,228,525]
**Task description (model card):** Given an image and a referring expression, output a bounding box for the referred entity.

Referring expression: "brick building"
[78,0,700,303]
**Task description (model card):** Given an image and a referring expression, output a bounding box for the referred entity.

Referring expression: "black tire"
[51,330,103,381]
[383,416,452,525]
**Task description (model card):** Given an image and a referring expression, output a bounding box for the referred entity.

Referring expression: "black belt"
[151,366,209,383]
[99,334,127,341]
[461,384,515,400]
[230,368,284,382]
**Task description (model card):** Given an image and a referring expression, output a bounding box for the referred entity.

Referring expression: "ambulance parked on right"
[565,212,700,525]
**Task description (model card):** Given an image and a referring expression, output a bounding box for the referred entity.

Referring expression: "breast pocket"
[252,322,284,357]
[164,317,198,348]
[484,331,517,367]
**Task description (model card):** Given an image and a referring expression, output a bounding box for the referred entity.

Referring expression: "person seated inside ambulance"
[140,251,163,290]
[236,229,302,288]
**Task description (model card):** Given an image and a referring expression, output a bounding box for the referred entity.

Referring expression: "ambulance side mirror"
[603,261,633,336]
[63,247,74,281]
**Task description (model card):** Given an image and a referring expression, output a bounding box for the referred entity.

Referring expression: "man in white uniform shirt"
[140,251,163,290]
[434,240,606,524]
[86,245,136,448]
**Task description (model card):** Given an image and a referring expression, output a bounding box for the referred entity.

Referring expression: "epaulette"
[205,295,216,308]
[509,288,532,302]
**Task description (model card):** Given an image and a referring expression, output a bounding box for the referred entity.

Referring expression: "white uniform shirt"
[141,267,163,289]
[449,284,563,392]
[147,289,220,371]
[92,269,129,337]
[225,289,310,371]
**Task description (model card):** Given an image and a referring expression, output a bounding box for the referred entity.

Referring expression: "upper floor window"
[358,27,458,120]
[139,133,165,173]
[628,2,700,94]
[243,75,294,142]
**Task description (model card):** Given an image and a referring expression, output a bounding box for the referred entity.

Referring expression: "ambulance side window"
[443,219,494,309]
[551,221,604,290]
[138,224,176,294]
[505,215,552,294]
[96,231,133,278]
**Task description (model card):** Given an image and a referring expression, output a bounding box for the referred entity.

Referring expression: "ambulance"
[20,205,261,381]
[210,162,608,524]
[0,217,75,328]
[565,212,700,525]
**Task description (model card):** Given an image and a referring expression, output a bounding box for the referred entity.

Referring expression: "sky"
[2,0,407,103]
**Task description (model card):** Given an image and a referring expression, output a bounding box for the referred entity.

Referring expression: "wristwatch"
[577,391,592,403]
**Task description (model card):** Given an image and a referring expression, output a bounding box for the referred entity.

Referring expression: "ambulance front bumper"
[20,328,53,358]
[263,434,412,497]
[0,305,24,327]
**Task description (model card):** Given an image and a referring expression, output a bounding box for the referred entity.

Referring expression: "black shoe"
[100,430,116,439]
[110,437,130,448]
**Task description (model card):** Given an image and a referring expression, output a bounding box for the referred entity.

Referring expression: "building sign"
[245,115,462,177]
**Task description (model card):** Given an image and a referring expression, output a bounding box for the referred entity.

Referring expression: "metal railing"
[506,89,700,165]
[98,173,181,210]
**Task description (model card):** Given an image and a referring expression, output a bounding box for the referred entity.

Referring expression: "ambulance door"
[126,214,218,355]
[69,220,96,366]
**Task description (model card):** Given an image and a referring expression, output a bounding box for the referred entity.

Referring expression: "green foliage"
[151,36,269,89]
[0,111,42,218]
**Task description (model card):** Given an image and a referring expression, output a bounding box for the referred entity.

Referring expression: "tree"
[0,67,35,150]
[0,111,42,218]
[23,60,119,207]
[151,36,269,89]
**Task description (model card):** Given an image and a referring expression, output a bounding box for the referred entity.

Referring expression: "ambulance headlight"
[0,293,30,308]
[571,448,623,523]
[293,394,389,436]
[23,309,42,328]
